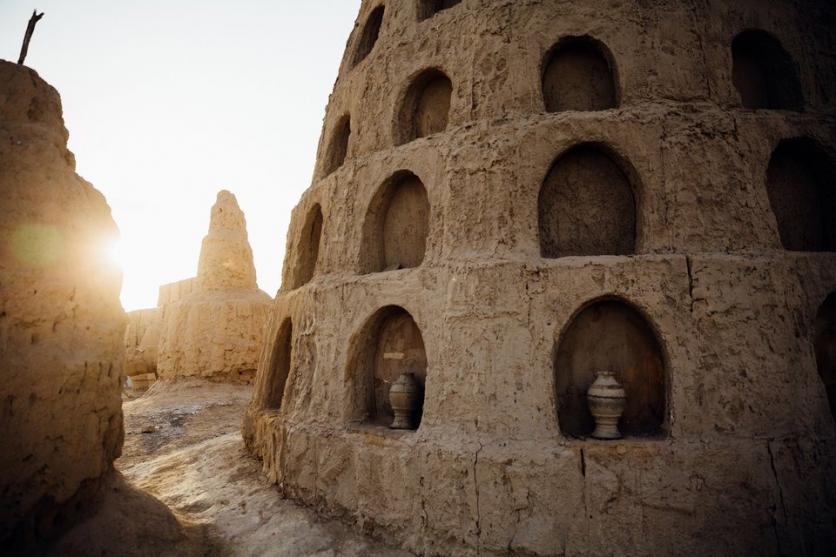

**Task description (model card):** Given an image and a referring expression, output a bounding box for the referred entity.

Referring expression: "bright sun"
[102,236,124,271]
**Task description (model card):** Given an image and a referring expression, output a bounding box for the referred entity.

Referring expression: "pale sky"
[1,0,361,310]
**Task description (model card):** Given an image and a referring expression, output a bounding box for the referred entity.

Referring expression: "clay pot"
[389,372,420,429]
[587,371,627,440]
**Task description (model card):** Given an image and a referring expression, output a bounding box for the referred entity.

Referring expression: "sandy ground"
[49,380,412,556]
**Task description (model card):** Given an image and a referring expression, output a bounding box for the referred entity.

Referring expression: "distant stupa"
[197,190,260,291]
[155,190,272,383]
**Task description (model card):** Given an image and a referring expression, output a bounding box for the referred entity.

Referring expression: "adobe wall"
[157,277,198,307]
[156,289,271,383]
[124,308,160,381]
[245,1,836,555]
[0,60,125,546]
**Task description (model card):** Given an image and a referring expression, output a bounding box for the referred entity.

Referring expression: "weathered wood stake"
[18,10,45,65]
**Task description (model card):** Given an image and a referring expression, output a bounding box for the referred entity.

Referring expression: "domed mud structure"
[244,2,836,555]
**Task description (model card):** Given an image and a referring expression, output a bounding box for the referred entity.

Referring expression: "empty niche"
[814,293,836,422]
[555,299,666,438]
[395,69,452,145]
[542,37,617,112]
[291,204,324,289]
[766,139,835,251]
[418,0,461,21]
[353,5,385,67]
[350,306,427,429]
[360,171,430,273]
[538,144,636,258]
[732,30,803,110]
[323,116,351,176]
[264,318,293,410]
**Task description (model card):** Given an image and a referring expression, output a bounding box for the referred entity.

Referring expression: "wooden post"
[18,10,45,65]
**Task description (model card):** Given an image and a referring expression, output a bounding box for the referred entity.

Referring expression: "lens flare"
[102,236,124,271]
[11,224,63,266]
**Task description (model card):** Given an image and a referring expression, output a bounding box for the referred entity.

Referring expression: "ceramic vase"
[587,371,627,439]
[389,372,419,429]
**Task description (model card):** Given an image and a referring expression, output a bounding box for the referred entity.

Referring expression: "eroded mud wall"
[0,60,125,546]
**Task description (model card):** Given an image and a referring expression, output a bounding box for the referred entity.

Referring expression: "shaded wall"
[0,60,125,547]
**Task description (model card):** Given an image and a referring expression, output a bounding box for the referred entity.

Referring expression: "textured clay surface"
[157,277,198,307]
[124,308,160,379]
[0,60,125,546]
[243,1,836,555]
[538,145,635,257]
[156,191,271,382]
[543,37,617,113]
[815,294,836,419]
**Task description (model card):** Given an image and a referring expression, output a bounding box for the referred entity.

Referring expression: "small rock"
[141,425,157,434]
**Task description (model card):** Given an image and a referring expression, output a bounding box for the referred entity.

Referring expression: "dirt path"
[50,380,412,557]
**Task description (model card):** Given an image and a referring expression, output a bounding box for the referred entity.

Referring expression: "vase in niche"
[389,372,419,429]
[587,371,627,439]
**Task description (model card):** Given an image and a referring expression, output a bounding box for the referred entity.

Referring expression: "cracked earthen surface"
[0,60,125,547]
[243,1,836,555]
[49,380,413,556]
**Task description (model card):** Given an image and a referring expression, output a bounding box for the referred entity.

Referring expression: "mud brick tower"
[244,2,836,555]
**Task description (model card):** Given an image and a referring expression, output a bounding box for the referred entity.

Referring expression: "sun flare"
[102,236,123,271]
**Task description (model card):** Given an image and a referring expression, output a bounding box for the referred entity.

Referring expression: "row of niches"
[293,137,836,289]
[262,293,836,435]
[326,28,809,177]
[322,68,452,175]
[351,1,462,68]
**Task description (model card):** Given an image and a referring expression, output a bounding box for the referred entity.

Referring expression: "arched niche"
[323,115,351,176]
[418,0,461,21]
[360,171,430,273]
[395,69,452,145]
[349,306,427,429]
[352,5,385,68]
[815,293,836,422]
[732,30,803,111]
[290,204,324,289]
[766,139,835,252]
[538,144,637,258]
[542,36,617,112]
[264,318,293,410]
[554,299,667,438]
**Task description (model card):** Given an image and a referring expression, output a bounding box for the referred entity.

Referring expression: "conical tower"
[197,190,259,291]
[245,2,836,555]
[156,190,271,382]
